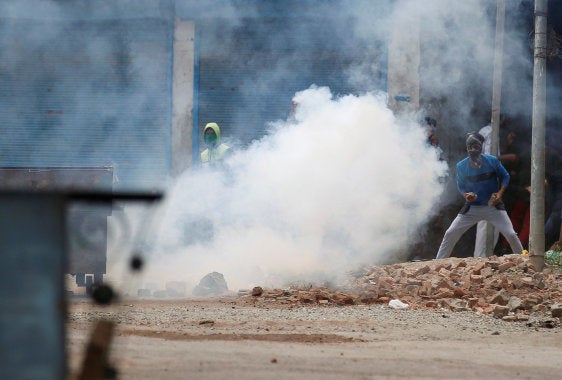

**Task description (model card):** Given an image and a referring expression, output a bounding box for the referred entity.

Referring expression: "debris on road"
[388,299,409,309]
[237,254,562,321]
[192,272,229,297]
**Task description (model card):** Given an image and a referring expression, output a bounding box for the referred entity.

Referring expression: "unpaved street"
[67,297,562,379]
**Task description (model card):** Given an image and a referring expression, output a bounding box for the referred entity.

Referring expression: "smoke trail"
[141,86,447,291]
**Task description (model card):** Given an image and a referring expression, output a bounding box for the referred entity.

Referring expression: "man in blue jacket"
[435,132,524,259]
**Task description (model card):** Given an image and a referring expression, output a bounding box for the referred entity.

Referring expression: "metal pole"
[530,0,548,271]
[0,194,67,380]
[486,0,505,256]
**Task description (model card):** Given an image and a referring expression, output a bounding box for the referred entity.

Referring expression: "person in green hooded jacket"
[200,122,231,166]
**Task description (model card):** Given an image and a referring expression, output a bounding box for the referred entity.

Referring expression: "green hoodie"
[200,122,231,164]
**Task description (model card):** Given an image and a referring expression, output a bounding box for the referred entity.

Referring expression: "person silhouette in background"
[183,122,233,246]
[200,122,232,166]
[496,127,531,253]
[545,145,562,248]
[428,132,446,163]
[424,116,438,138]
[435,132,524,259]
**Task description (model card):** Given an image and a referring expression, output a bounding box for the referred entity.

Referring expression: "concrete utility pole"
[530,0,548,271]
[171,19,196,176]
[486,0,506,256]
[386,1,420,116]
[489,0,505,159]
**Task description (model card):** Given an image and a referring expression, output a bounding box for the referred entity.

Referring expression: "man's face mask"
[204,132,217,147]
[467,143,482,161]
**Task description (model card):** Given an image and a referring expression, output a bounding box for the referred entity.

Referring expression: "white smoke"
[131,86,447,291]
[0,0,533,292]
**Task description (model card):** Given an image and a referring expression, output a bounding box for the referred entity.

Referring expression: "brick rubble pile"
[238,254,562,321]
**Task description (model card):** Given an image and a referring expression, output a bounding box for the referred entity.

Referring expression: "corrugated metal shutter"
[197,16,385,148]
[0,18,171,190]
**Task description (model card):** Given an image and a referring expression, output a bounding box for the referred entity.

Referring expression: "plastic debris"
[545,250,562,267]
[388,299,409,310]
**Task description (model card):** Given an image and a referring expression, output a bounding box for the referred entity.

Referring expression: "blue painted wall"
[0,16,172,190]
[0,0,390,189]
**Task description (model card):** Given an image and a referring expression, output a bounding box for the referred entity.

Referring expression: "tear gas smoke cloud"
[139,86,447,290]
[124,0,535,292]
[0,0,536,292]
[411,0,532,130]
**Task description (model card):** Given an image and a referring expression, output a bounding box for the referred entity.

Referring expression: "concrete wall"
[171,19,195,176]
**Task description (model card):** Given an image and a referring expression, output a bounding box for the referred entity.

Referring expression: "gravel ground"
[67,297,562,379]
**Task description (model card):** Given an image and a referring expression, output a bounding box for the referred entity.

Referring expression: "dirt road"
[67,297,562,379]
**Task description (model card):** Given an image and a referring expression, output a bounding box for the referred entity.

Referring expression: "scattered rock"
[508,296,523,311]
[551,304,562,318]
[193,272,229,297]
[490,290,510,306]
[446,299,470,312]
[233,255,562,320]
[252,286,264,296]
[538,320,558,329]
[498,261,515,272]
[492,305,510,318]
